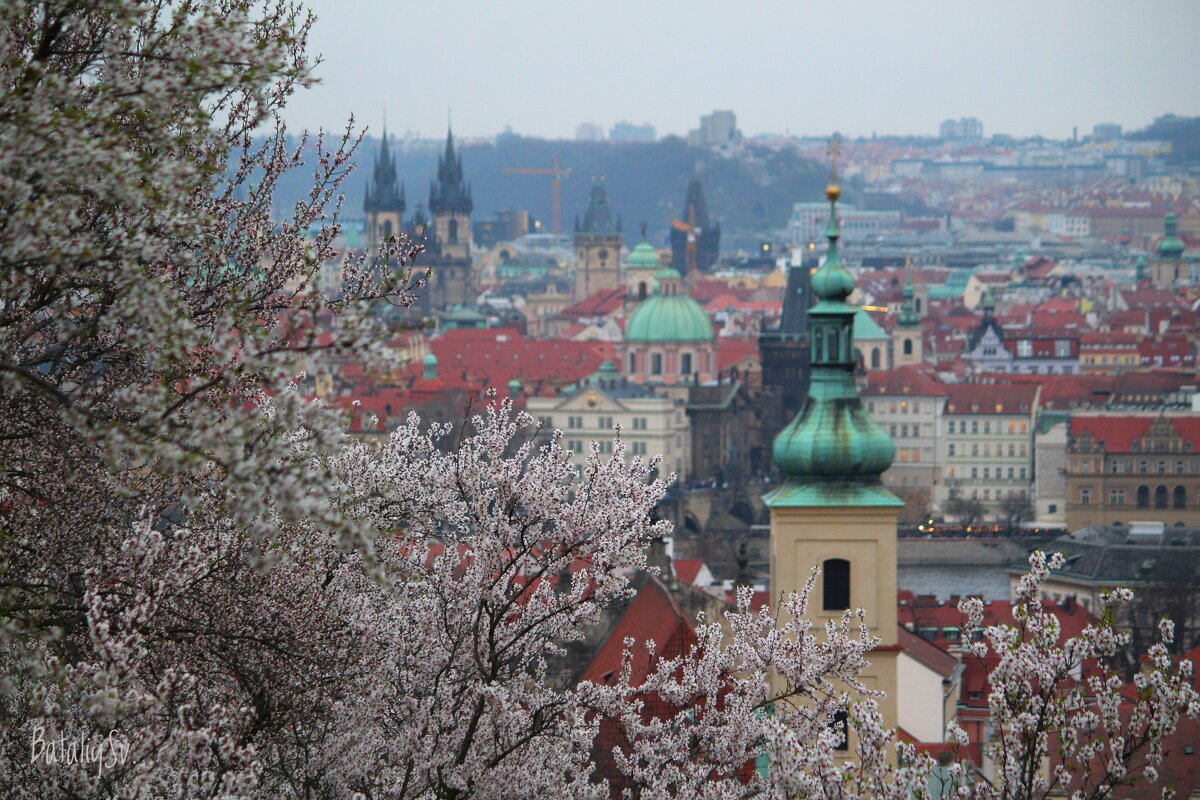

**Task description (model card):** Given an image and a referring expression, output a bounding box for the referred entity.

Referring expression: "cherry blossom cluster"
[2,2,1196,798]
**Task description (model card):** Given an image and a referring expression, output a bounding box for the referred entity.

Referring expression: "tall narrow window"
[1137,485,1150,508]
[903,338,913,355]
[871,348,881,369]
[831,708,849,751]
[629,352,636,373]
[651,353,663,375]
[448,218,459,243]
[823,558,850,611]
[681,353,693,375]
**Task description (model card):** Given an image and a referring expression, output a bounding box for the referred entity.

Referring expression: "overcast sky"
[284,0,1200,141]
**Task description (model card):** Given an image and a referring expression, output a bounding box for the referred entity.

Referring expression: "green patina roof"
[624,278,714,344]
[853,308,888,341]
[763,480,903,508]
[767,183,897,504]
[627,241,661,271]
[928,269,971,299]
[1157,212,1185,258]
[771,370,895,481]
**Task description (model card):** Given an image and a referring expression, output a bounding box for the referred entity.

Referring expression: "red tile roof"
[1070,414,1200,454]
[582,577,696,687]
[862,365,949,397]
[897,625,959,679]
[671,559,706,586]
[558,287,626,320]
[411,329,618,395]
[717,339,760,373]
[943,384,1039,415]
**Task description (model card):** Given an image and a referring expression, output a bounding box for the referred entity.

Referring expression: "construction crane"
[671,204,700,274]
[501,154,569,237]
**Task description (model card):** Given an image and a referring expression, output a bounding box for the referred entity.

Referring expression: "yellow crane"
[501,154,569,237]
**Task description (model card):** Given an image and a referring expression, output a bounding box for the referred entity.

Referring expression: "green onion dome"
[771,181,894,481]
[1157,212,1185,258]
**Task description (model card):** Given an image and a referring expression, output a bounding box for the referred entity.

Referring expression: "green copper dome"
[771,371,895,479]
[625,267,713,344]
[1157,212,1185,258]
[627,241,661,271]
[768,183,895,489]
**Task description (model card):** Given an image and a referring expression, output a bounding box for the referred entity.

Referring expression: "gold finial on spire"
[825,133,842,201]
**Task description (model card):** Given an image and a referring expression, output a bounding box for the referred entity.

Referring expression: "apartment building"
[938,384,1041,514]
[862,367,948,497]
[1065,412,1200,530]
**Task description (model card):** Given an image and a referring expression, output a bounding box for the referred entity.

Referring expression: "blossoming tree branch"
[0,2,1196,799]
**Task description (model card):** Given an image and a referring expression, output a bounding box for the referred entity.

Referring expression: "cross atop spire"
[826,133,843,184]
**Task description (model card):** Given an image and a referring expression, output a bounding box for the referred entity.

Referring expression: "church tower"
[428,127,473,261]
[423,128,474,311]
[669,176,721,275]
[625,235,662,308]
[892,276,923,367]
[1152,211,1187,288]
[764,180,903,752]
[364,124,405,258]
[573,182,622,303]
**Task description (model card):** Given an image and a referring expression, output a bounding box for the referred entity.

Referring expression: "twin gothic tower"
[365,126,473,311]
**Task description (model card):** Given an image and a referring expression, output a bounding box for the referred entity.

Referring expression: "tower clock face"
[598,249,608,260]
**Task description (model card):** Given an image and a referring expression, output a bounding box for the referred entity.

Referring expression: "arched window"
[831,708,849,751]
[903,338,913,356]
[871,348,881,370]
[1174,485,1186,509]
[1137,485,1149,508]
[681,353,693,375]
[651,353,663,375]
[448,218,459,243]
[1155,485,1168,508]
[823,558,850,611]
[915,297,922,314]
[628,352,636,373]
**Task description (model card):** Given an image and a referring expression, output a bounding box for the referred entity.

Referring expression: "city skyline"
[285,0,1200,141]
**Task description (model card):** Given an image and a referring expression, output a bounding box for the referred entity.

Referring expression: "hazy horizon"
[282,0,1200,142]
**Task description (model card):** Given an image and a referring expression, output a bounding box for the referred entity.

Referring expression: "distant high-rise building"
[939,117,984,141]
[687,110,743,148]
[609,121,656,142]
[575,122,606,142]
[1092,122,1123,142]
